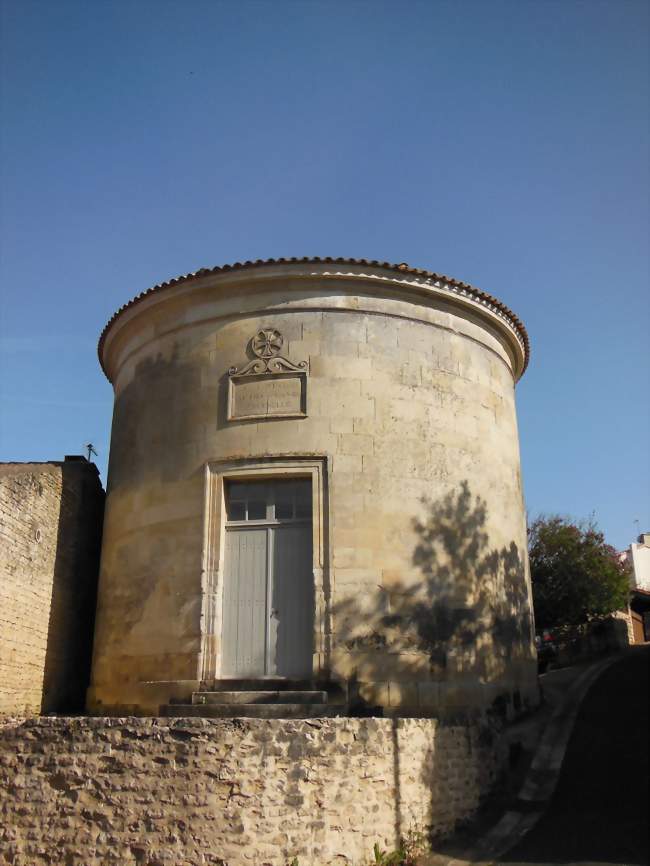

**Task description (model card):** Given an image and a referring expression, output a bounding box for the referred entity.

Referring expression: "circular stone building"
[88,257,538,718]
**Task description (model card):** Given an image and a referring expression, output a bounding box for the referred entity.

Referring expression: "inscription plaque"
[227,329,308,421]
[229,375,306,420]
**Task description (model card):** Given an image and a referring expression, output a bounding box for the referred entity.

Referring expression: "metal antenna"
[85,443,98,461]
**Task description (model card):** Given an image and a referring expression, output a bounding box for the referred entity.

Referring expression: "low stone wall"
[0,715,503,866]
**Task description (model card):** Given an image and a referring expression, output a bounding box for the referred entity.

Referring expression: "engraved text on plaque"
[230,375,304,420]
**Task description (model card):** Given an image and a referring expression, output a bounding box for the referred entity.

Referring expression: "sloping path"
[497,645,649,866]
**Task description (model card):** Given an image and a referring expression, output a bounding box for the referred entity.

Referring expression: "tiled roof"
[98,257,530,376]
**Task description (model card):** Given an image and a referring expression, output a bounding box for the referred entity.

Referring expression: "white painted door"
[221,480,313,677]
[270,524,314,677]
[222,528,268,676]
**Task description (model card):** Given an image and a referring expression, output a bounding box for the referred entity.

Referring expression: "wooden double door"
[221,479,314,677]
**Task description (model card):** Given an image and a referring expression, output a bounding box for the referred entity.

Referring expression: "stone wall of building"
[90,260,538,717]
[0,714,503,866]
[629,533,650,590]
[0,459,104,715]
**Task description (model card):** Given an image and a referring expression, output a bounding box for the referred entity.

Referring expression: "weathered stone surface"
[0,715,503,866]
[229,374,305,419]
[91,261,538,716]
[0,460,104,716]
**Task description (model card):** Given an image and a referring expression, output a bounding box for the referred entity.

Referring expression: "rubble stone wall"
[0,715,503,866]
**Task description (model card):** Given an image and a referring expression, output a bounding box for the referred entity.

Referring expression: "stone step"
[192,690,327,705]
[161,703,346,719]
[202,678,314,692]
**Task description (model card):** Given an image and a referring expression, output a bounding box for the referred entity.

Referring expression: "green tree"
[528,515,630,630]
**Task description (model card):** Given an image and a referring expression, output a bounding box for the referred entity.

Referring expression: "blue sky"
[1,0,648,550]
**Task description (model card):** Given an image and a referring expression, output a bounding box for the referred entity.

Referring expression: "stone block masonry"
[0,715,503,866]
[92,259,538,716]
[0,459,104,715]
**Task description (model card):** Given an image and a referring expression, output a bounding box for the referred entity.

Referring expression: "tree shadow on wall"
[334,480,534,708]
[397,480,532,692]
[330,481,535,851]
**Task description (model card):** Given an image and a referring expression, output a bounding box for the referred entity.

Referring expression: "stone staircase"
[160,679,347,719]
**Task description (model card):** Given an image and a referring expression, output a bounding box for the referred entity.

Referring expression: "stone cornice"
[98,257,530,382]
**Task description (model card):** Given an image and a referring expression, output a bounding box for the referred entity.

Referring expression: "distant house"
[619,533,650,643]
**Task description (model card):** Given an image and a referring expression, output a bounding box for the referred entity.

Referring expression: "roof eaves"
[97,257,530,379]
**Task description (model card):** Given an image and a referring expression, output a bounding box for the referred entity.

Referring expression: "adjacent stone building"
[88,257,538,718]
[0,458,104,715]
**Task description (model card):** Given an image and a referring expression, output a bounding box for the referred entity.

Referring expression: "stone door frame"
[199,455,331,683]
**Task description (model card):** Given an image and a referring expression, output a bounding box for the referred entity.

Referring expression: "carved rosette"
[228,329,308,377]
[252,329,283,359]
